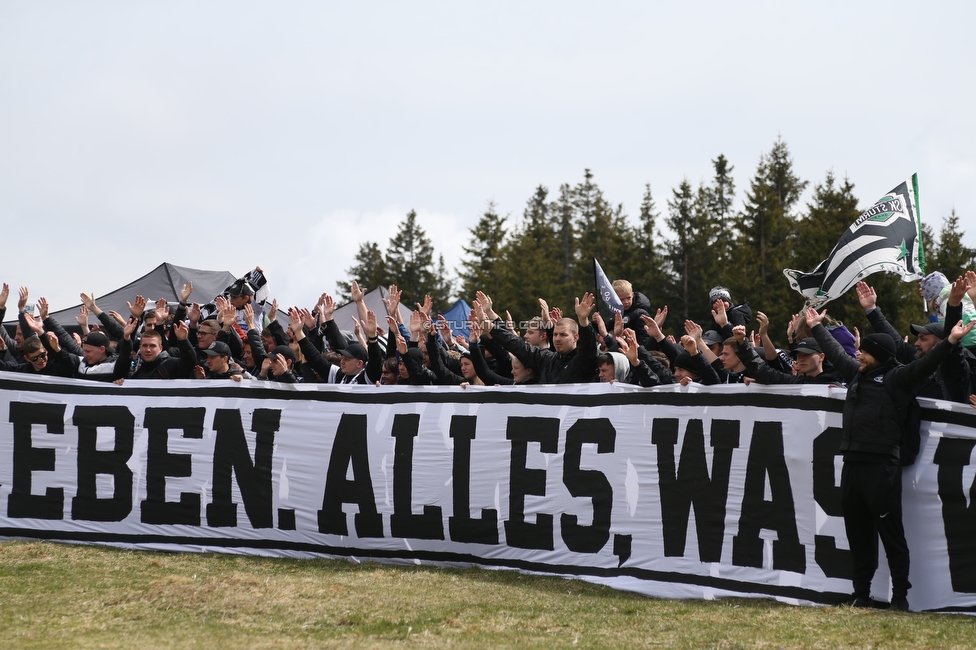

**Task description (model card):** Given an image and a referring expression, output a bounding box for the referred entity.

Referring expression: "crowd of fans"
[1,270,975,408]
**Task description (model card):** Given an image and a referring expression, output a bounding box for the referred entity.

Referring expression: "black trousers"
[841,461,911,599]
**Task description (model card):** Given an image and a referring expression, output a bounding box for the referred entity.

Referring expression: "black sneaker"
[888,596,910,612]
[849,596,874,608]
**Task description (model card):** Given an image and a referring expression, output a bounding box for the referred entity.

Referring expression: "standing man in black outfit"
[806,306,975,611]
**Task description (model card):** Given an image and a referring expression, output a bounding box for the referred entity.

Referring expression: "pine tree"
[572,169,632,309]
[495,186,563,321]
[734,137,808,327]
[457,201,508,301]
[632,183,664,302]
[552,183,577,309]
[337,242,387,302]
[664,179,715,321]
[928,209,976,279]
[701,155,736,289]
[384,210,439,309]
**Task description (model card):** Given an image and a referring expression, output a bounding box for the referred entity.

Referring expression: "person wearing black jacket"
[857,278,971,403]
[491,293,598,384]
[732,329,843,385]
[113,319,196,381]
[807,306,975,611]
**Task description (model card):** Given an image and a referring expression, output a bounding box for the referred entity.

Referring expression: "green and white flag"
[784,174,924,308]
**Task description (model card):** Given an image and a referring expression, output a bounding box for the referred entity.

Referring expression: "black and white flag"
[784,174,924,308]
[593,257,623,315]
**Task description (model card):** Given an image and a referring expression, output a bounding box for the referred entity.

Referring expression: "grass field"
[0,541,973,649]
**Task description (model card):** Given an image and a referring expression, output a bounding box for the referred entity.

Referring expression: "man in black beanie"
[806,307,975,611]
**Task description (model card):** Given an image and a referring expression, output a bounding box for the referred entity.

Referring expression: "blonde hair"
[612,279,633,294]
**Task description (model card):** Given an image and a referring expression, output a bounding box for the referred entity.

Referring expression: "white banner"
[1,373,975,613]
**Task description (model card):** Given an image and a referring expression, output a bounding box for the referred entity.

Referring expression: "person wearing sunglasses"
[1,333,71,377]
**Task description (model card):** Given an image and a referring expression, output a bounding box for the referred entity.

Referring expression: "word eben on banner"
[10,398,840,574]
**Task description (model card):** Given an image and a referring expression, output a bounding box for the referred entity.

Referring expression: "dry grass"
[0,540,972,649]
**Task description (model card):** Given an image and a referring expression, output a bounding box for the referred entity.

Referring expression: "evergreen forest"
[338,138,976,339]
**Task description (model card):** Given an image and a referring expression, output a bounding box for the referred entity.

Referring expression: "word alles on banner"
[1,374,975,612]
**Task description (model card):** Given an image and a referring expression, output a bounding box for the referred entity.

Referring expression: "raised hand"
[856,281,877,311]
[302,307,318,330]
[288,308,304,337]
[108,310,127,326]
[383,285,402,318]
[804,307,826,329]
[732,324,747,345]
[680,334,699,355]
[574,292,596,326]
[0,283,8,309]
[363,310,378,340]
[641,313,663,341]
[949,319,976,345]
[187,302,202,326]
[243,303,255,330]
[267,299,279,323]
[654,305,668,328]
[351,280,366,303]
[127,295,147,319]
[592,311,608,338]
[617,328,639,366]
[173,320,189,341]
[506,310,518,336]
[37,297,49,321]
[75,305,90,331]
[612,310,623,338]
[539,298,551,324]
[683,319,703,340]
[948,275,972,307]
[180,282,193,304]
[46,331,60,352]
[549,307,562,322]
[80,292,101,314]
[319,295,335,322]
[22,312,43,335]
[755,311,770,338]
[156,302,171,323]
[17,286,28,312]
[711,300,728,328]
[437,314,452,341]
[123,317,138,341]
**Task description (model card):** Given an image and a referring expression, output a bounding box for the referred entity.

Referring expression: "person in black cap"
[263,344,299,382]
[806,306,976,611]
[196,341,242,381]
[287,308,374,384]
[856,277,971,403]
[732,327,843,385]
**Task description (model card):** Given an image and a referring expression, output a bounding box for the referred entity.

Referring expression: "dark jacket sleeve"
[267,319,289,349]
[470,338,514,385]
[480,332,512,377]
[365,339,383,383]
[175,337,198,379]
[95,310,125,341]
[891,337,961,393]
[44,316,84,357]
[426,331,465,385]
[0,307,16,351]
[297,336,336,381]
[114,337,133,380]
[812,323,860,383]
[736,341,804,385]
[322,320,347,352]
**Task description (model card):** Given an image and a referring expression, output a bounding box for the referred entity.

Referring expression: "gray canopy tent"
[329,285,413,347]
[4,263,239,332]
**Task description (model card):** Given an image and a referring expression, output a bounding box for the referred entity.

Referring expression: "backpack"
[884,373,922,466]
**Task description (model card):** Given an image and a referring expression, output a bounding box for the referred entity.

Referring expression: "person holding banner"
[806,306,976,611]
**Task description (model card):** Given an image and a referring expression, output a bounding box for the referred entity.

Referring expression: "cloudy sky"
[2,2,974,314]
